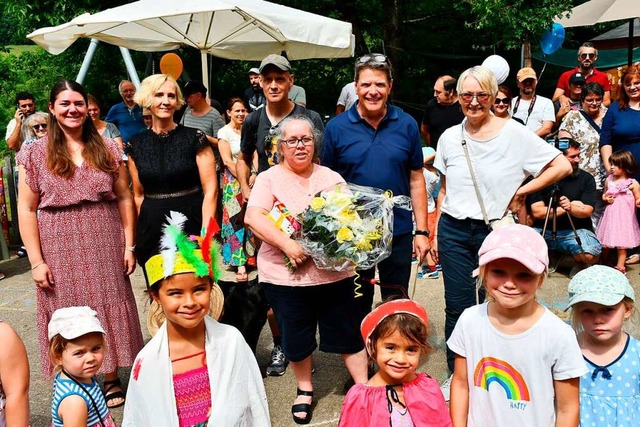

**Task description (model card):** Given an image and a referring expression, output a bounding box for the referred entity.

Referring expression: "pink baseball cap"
[473,224,549,277]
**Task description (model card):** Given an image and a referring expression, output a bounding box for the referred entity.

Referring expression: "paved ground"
[2,253,639,426]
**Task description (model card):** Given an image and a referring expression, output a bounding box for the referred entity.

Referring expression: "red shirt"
[556,66,612,92]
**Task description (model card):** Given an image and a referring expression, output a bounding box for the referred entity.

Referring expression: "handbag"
[460,125,517,231]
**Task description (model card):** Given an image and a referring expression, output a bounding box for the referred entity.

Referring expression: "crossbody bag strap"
[461,124,490,225]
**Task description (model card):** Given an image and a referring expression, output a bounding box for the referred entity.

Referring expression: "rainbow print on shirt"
[473,357,530,401]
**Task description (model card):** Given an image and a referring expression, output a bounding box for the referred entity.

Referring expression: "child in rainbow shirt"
[447,225,587,426]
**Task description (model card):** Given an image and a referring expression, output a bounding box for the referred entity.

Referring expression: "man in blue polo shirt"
[105,80,145,144]
[322,54,429,314]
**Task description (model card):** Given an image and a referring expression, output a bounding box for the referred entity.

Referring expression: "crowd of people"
[1,43,640,426]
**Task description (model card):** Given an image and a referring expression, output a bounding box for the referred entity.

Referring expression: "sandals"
[16,246,27,258]
[614,265,627,276]
[236,268,249,282]
[103,379,125,408]
[291,388,314,425]
[625,254,640,265]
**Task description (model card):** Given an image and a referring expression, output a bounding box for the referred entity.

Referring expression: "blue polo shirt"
[322,103,423,235]
[104,102,145,144]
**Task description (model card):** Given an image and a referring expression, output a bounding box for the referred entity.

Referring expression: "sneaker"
[423,270,439,279]
[266,345,287,376]
[440,374,452,402]
[435,264,442,271]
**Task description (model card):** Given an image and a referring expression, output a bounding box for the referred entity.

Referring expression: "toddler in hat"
[566,265,639,426]
[48,306,117,427]
[339,299,451,427]
[448,224,587,426]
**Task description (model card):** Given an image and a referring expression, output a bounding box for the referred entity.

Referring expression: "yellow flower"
[310,197,325,211]
[336,226,354,243]
[355,239,373,251]
[365,230,382,241]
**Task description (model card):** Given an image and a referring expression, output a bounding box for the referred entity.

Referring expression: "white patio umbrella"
[27,0,354,89]
[557,0,640,65]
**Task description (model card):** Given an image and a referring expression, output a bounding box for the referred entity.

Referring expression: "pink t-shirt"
[247,164,354,286]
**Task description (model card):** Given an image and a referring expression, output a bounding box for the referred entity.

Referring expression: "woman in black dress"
[127,74,218,268]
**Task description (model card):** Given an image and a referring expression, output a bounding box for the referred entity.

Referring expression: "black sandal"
[291,388,314,425]
[103,379,125,409]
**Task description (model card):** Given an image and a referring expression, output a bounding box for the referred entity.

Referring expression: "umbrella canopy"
[27,0,354,87]
[557,0,640,27]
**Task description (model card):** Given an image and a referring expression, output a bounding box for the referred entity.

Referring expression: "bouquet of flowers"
[297,183,411,271]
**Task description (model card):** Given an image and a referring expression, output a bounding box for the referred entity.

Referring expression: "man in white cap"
[244,67,265,112]
[511,67,555,138]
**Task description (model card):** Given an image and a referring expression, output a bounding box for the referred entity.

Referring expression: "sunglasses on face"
[356,53,388,65]
[460,92,491,104]
[580,53,596,60]
[494,98,510,105]
[33,123,47,131]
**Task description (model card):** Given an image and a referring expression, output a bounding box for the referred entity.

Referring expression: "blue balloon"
[540,23,565,55]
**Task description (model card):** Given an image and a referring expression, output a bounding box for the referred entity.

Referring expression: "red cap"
[360,299,428,353]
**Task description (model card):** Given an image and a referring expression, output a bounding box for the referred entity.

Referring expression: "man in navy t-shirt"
[322,54,429,313]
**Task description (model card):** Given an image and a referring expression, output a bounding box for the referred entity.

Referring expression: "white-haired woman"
[127,74,218,268]
[432,65,571,380]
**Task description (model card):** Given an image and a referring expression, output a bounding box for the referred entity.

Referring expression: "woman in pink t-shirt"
[245,115,368,425]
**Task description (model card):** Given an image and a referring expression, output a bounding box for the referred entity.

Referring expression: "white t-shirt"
[433,119,560,220]
[4,118,16,141]
[423,168,439,213]
[337,82,357,111]
[448,303,588,427]
[510,96,555,133]
[217,125,241,160]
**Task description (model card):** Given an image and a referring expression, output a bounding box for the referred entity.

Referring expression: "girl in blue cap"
[567,265,639,426]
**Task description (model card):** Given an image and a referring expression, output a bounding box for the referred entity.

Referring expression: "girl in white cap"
[339,299,451,426]
[122,213,269,427]
[48,306,117,427]
[448,224,587,426]
[566,265,639,426]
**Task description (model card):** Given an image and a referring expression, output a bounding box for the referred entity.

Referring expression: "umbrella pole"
[629,19,634,66]
[76,38,100,85]
[119,47,141,89]
[201,51,209,95]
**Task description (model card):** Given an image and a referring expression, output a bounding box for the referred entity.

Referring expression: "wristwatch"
[414,230,430,237]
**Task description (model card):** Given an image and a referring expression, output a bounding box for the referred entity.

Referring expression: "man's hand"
[557,195,572,213]
[413,234,430,265]
[14,109,24,124]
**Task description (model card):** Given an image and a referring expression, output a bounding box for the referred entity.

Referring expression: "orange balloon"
[160,53,184,80]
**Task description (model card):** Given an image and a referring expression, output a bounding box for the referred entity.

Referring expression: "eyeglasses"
[583,98,602,104]
[460,92,491,103]
[494,97,510,105]
[356,53,388,65]
[281,136,314,147]
[32,123,47,130]
[580,53,596,59]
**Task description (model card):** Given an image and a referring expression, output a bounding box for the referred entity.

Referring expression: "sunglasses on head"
[356,53,388,65]
[580,53,596,59]
[494,98,510,105]
[33,123,47,130]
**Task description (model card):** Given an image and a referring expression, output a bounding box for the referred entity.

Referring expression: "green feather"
[175,233,209,277]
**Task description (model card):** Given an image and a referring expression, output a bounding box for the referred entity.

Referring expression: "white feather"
[160,211,188,277]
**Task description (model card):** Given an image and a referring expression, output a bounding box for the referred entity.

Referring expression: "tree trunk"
[382,0,403,93]
[523,34,532,68]
[333,0,368,56]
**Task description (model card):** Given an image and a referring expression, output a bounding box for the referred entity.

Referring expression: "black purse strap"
[578,110,602,134]
[61,370,106,427]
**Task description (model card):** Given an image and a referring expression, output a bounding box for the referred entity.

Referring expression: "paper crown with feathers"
[144,211,222,288]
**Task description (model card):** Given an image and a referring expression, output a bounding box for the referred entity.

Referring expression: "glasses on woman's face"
[33,123,47,131]
[460,92,491,104]
[580,53,596,60]
[281,136,314,147]
[583,97,602,105]
[494,97,510,105]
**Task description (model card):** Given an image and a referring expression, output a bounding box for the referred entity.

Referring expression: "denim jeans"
[439,213,490,372]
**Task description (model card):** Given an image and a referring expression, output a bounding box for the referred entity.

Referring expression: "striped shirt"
[51,374,109,427]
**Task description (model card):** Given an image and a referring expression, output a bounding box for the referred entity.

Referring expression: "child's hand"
[603,194,615,204]
[635,198,640,208]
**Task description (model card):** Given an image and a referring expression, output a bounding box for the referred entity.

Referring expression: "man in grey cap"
[244,67,266,112]
[236,53,323,377]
